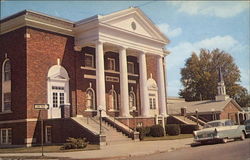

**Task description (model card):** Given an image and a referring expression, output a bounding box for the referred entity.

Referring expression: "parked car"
[193,119,246,144]
[244,119,250,137]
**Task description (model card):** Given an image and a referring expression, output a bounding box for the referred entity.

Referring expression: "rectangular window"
[3,93,11,111]
[85,54,94,68]
[107,58,115,71]
[149,97,156,109]
[4,62,11,81]
[127,62,134,74]
[53,92,58,108]
[60,93,65,106]
[45,126,52,143]
[0,128,12,144]
[152,98,156,109]
[149,98,153,109]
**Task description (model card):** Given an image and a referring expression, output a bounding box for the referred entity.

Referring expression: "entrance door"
[50,85,65,118]
[47,65,69,119]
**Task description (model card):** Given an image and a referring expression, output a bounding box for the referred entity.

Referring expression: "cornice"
[0,10,74,36]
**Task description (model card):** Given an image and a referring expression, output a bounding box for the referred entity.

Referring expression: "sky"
[1,1,249,97]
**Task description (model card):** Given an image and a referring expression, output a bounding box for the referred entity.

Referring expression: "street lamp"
[195,108,199,126]
[211,108,215,121]
[98,107,102,135]
[132,106,137,132]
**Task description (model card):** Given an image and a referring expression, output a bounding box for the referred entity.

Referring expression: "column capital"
[118,46,127,51]
[95,40,104,46]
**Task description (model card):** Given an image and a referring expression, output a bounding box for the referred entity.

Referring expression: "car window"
[244,120,250,125]
[204,122,224,128]
[225,120,233,126]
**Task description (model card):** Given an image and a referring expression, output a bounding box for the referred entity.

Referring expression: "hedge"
[180,124,199,134]
[150,125,164,137]
[166,124,180,136]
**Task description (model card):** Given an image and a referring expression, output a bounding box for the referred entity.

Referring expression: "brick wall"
[26,27,75,119]
[0,27,27,121]
[220,101,240,123]
[117,117,155,129]
[0,122,27,145]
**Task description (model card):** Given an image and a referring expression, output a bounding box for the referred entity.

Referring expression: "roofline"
[1,10,74,24]
[0,10,27,23]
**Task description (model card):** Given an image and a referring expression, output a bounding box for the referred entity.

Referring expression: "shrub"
[166,124,180,136]
[180,124,199,134]
[136,127,151,140]
[144,126,151,136]
[150,125,164,137]
[61,137,88,150]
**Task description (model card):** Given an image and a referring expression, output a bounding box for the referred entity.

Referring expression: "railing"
[97,109,135,138]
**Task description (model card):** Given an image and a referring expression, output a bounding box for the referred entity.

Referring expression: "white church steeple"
[215,67,229,101]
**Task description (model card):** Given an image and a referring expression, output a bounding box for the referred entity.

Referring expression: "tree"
[179,48,247,103]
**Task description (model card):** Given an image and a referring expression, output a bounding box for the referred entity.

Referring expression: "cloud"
[157,23,182,38]
[168,35,240,69]
[167,35,249,95]
[171,1,250,18]
[239,67,250,92]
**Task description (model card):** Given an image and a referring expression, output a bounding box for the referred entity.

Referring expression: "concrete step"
[173,116,196,125]
[73,116,133,145]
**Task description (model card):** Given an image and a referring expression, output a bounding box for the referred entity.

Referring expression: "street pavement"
[114,138,250,160]
[0,138,193,159]
[1,138,249,160]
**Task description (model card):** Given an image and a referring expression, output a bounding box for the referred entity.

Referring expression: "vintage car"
[244,119,250,136]
[193,119,246,144]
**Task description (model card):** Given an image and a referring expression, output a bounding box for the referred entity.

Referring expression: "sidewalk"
[0,138,193,159]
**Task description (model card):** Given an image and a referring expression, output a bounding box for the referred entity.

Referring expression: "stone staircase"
[71,116,133,145]
[102,121,132,145]
[173,115,197,125]
[171,115,204,129]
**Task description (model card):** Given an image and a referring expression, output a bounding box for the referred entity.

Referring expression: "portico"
[74,7,169,118]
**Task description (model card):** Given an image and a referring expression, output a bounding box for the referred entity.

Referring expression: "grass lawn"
[0,144,100,153]
[143,134,193,141]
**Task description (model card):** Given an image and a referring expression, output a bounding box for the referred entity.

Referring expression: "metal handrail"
[97,108,134,136]
[89,116,109,131]
[185,108,210,123]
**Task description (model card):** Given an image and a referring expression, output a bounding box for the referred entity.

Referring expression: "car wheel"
[222,138,228,143]
[240,132,245,140]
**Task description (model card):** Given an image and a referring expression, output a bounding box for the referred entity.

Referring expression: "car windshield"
[204,122,224,128]
[244,120,250,125]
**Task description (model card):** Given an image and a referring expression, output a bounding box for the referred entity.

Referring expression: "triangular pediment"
[99,8,169,43]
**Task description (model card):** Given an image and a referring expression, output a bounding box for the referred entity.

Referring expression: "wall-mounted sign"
[34,104,49,110]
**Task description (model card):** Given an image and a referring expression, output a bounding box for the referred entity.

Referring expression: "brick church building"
[0,8,169,146]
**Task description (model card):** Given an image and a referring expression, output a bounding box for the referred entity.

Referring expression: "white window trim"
[129,91,136,111]
[108,89,118,111]
[127,62,134,74]
[0,128,12,145]
[85,87,96,111]
[45,126,52,144]
[2,58,11,112]
[107,58,116,71]
[85,53,94,68]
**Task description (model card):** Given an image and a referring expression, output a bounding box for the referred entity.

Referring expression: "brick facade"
[0,9,166,146]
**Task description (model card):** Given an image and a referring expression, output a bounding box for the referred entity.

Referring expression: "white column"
[139,52,150,117]
[119,47,130,117]
[96,41,106,116]
[157,56,167,116]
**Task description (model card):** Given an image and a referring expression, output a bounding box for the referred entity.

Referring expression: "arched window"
[85,83,96,110]
[147,74,158,112]
[108,85,118,110]
[129,87,136,111]
[2,59,11,112]
[47,64,69,119]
